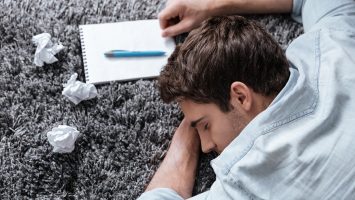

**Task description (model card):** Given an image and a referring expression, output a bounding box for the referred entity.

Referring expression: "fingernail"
[162,31,168,37]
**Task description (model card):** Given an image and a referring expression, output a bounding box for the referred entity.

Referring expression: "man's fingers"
[158,4,180,29]
[162,19,193,37]
[158,14,169,30]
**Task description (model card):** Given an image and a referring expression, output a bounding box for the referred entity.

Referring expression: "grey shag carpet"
[0,0,303,199]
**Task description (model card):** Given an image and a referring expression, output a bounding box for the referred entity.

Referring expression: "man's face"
[180,99,248,154]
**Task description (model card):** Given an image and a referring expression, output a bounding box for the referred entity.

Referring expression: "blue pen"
[104,50,166,58]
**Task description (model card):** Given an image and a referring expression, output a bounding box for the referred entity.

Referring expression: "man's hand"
[158,0,215,37]
[145,119,200,199]
[158,0,293,37]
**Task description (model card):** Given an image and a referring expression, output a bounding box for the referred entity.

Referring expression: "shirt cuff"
[291,0,305,23]
[137,188,184,200]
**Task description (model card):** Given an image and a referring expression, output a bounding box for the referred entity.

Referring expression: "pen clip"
[109,50,152,53]
[109,50,130,52]
[104,50,166,58]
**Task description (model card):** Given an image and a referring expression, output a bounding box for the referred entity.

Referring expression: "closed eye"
[204,123,209,130]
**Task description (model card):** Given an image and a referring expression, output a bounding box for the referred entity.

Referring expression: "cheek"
[211,122,236,149]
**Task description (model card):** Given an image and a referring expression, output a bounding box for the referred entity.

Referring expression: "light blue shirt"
[139,0,355,199]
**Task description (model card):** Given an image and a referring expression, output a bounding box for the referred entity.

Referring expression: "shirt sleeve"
[189,177,254,200]
[137,179,235,200]
[291,0,355,32]
[137,188,184,200]
[290,0,304,23]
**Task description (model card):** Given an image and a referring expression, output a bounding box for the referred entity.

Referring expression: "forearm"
[145,120,200,199]
[145,146,199,199]
[209,0,293,16]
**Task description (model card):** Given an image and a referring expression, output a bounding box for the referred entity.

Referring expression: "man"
[139,0,355,199]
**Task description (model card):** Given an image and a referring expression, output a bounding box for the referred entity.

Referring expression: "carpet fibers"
[0,0,302,199]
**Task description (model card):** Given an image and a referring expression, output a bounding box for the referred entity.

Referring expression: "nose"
[200,136,216,153]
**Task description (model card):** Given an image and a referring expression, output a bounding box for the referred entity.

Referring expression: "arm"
[292,0,355,32]
[159,0,293,37]
[144,119,200,199]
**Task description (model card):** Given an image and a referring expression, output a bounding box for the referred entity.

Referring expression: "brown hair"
[158,16,290,112]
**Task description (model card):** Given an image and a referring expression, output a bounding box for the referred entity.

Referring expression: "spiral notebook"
[79,19,175,84]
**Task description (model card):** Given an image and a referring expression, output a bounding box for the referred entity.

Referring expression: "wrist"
[208,0,245,16]
[166,135,200,173]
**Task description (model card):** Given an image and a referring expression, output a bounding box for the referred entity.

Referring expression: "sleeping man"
[139,0,355,199]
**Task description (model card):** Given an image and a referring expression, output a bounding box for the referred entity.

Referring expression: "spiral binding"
[79,26,90,83]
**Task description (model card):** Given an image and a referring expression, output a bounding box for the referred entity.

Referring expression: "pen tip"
[104,52,113,57]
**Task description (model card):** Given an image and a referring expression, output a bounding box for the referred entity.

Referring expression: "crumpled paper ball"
[47,125,81,153]
[32,33,64,67]
[62,73,98,105]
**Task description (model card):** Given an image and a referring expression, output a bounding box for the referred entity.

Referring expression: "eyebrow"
[190,117,206,128]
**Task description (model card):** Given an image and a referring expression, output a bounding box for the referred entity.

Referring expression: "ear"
[230,82,252,112]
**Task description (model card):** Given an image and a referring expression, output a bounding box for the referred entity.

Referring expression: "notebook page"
[79,20,175,84]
